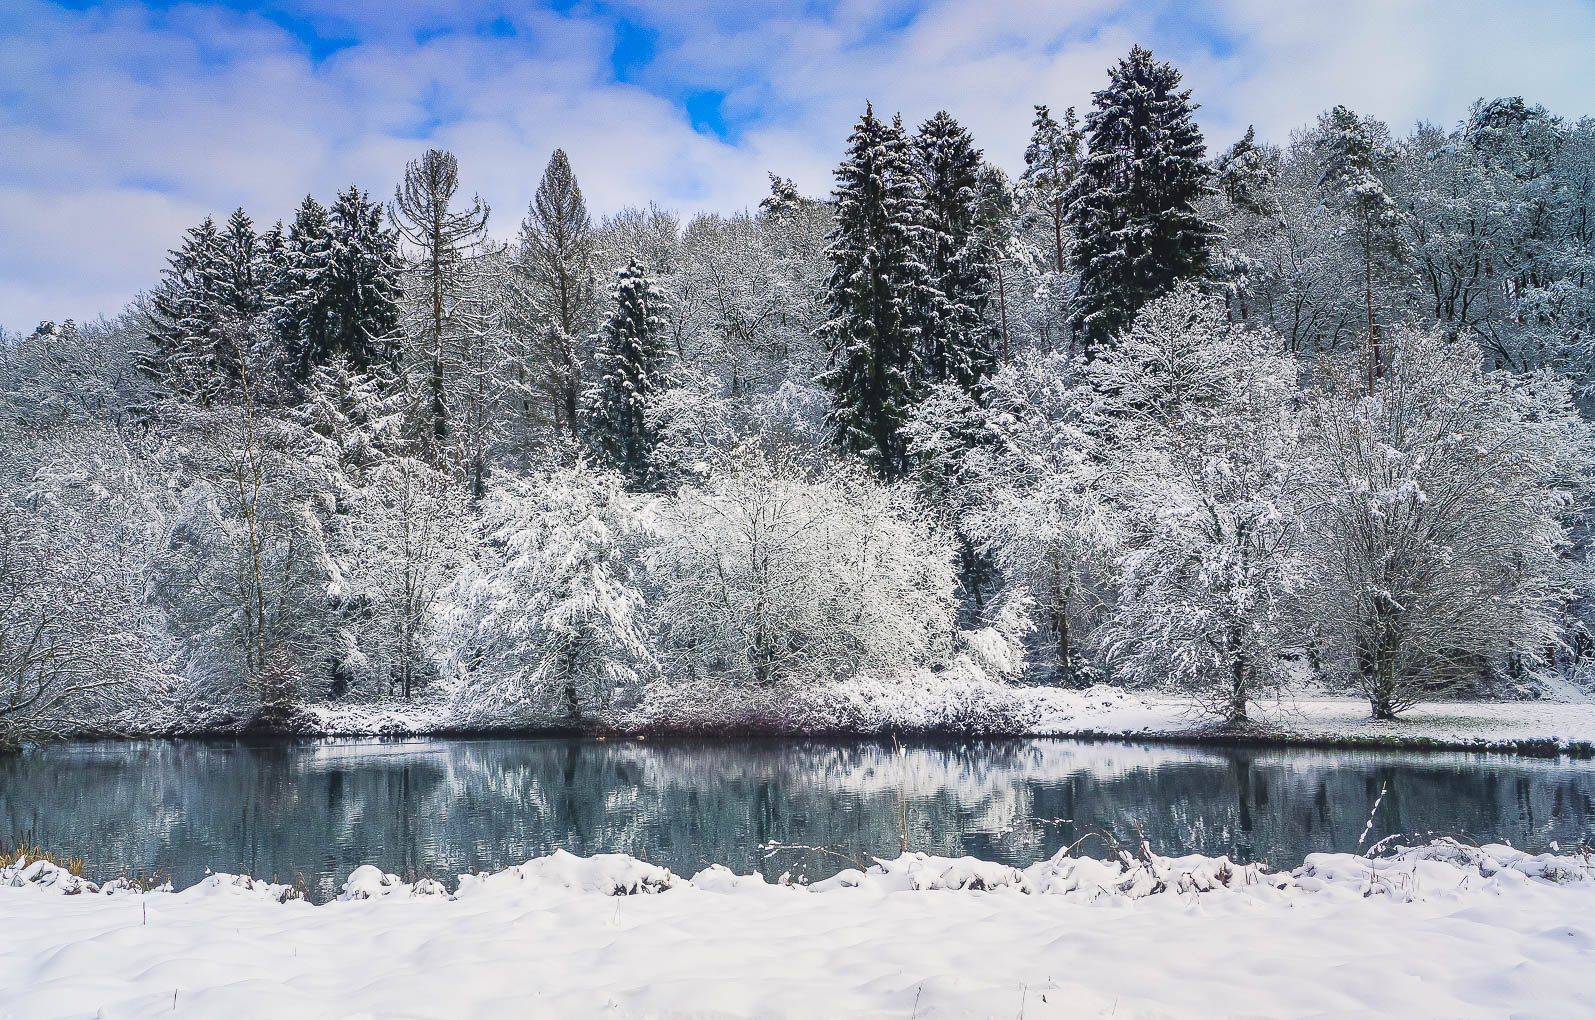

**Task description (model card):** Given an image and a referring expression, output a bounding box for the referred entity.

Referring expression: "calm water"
[2,737,1592,901]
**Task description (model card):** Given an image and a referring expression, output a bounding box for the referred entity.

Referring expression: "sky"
[5,0,1595,330]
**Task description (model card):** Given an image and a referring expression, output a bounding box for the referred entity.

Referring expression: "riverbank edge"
[34,707,1595,758]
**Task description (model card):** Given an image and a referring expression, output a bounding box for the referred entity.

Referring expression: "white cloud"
[4,0,1595,329]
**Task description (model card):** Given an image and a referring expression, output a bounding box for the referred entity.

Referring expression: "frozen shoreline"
[2,840,1592,1018]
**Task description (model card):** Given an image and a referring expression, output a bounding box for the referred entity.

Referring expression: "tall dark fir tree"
[821,103,935,481]
[145,211,271,403]
[1067,46,1217,352]
[914,110,996,391]
[588,260,671,486]
[272,195,335,382]
[324,185,404,373]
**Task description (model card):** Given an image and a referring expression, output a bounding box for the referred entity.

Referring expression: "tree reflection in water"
[3,737,1591,901]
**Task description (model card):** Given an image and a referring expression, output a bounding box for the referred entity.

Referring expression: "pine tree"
[1314,105,1405,392]
[972,163,1018,365]
[1067,46,1217,352]
[914,110,996,390]
[515,149,598,441]
[1215,126,1278,216]
[391,149,491,446]
[145,215,259,403]
[820,103,934,481]
[271,195,334,383]
[1020,104,1084,274]
[325,185,404,373]
[588,260,671,486]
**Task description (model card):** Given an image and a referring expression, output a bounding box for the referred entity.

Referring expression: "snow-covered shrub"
[1301,328,1592,718]
[647,447,959,690]
[433,462,652,726]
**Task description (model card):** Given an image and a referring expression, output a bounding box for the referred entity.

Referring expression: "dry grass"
[0,839,85,877]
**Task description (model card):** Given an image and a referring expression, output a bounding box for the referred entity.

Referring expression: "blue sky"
[6,0,1595,328]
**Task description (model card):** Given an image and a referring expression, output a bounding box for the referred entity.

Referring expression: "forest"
[5,45,1595,747]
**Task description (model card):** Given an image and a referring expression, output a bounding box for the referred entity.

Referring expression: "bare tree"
[1301,328,1591,718]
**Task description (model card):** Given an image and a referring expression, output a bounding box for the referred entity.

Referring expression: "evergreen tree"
[271,195,335,383]
[325,185,403,373]
[914,110,996,390]
[1067,46,1217,352]
[515,149,598,441]
[588,260,671,486]
[391,148,491,446]
[1314,105,1405,392]
[820,103,934,480]
[145,214,263,402]
[1020,104,1083,274]
[972,163,1019,365]
[1215,126,1278,217]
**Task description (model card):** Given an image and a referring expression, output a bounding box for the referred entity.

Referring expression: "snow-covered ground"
[2,840,1592,1018]
[291,680,1595,754]
[1031,686,1595,753]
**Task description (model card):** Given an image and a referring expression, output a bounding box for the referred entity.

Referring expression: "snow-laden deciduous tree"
[435,462,651,725]
[957,350,1112,682]
[1090,286,1310,722]
[1301,327,1591,718]
[298,357,464,701]
[0,419,172,748]
[648,447,958,689]
[152,354,332,719]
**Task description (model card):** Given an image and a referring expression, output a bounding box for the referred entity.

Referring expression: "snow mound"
[0,857,175,897]
[190,872,306,903]
[1295,840,1595,900]
[455,849,678,898]
[1,857,100,895]
[338,865,448,900]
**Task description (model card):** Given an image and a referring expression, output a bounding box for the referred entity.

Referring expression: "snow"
[2,840,1591,1018]
[1030,689,1595,752]
[288,681,1595,755]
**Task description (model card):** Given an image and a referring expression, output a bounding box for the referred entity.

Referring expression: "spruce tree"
[1067,46,1217,352]
[914,110,996,391]
[1020,104,1083,274]
[271,195,335,383]
[145,216,235,402]
[516,149,598,441]
[325,185,404,373]
[1314,105,1405,392]
[588,260,670,486]
[820,103,934,481]
[1215,126,1278,216]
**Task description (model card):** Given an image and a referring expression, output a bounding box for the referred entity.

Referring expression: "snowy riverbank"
[281,680,1595,756]
[2,839,1592,1018]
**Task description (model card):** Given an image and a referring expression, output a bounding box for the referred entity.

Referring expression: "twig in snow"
[1357,781,1388,853]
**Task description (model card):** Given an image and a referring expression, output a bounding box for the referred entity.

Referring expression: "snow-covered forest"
[6,46,1595,746]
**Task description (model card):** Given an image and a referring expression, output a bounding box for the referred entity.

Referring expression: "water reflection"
[2,737,1591,901]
